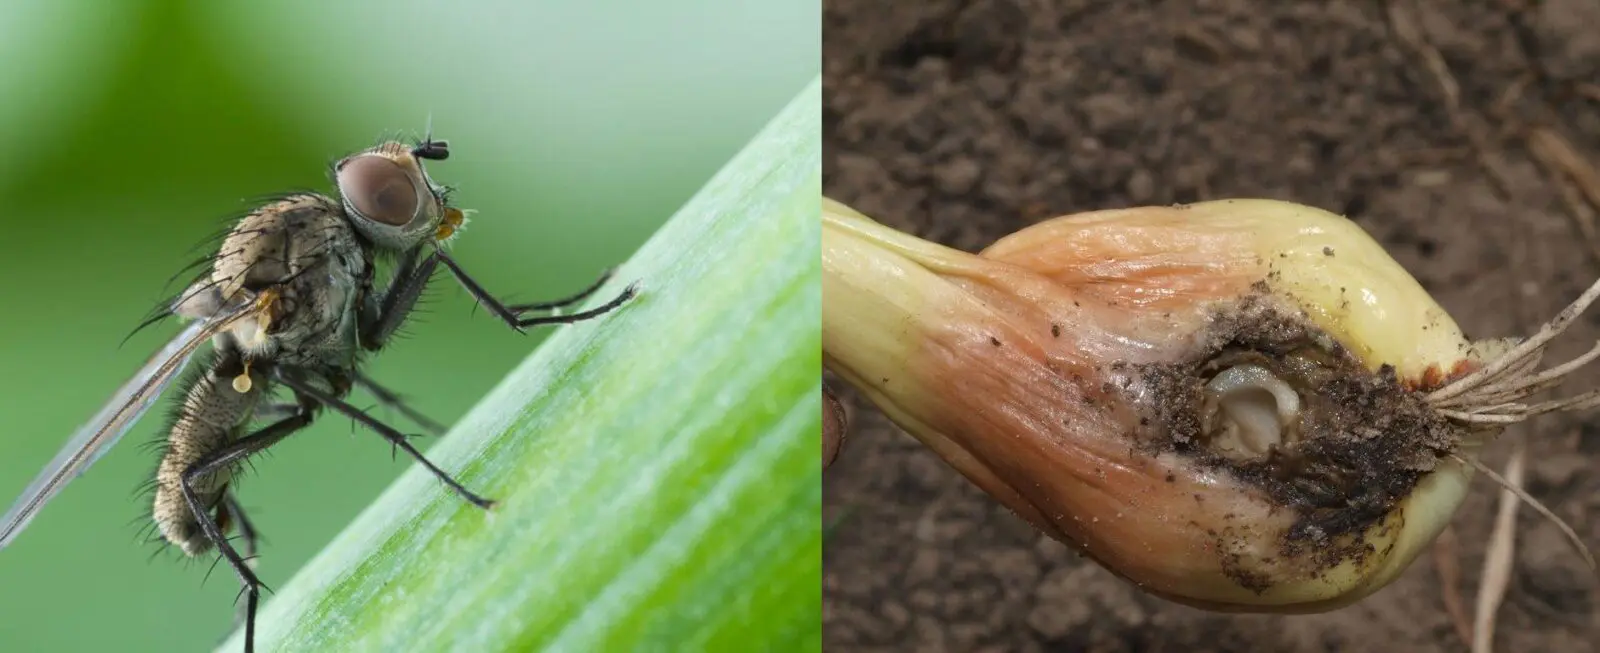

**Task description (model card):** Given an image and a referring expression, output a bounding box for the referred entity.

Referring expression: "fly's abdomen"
[152,355,265,557]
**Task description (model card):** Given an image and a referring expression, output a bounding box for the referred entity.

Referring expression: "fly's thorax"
[153,354,267,556]
[208,194,370,369]
[213,195,345,298]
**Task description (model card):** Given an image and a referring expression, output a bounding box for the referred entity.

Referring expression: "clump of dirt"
[1125,290,1462,584]
[824,1,1600,651]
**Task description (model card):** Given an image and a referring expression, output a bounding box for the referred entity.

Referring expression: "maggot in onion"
[821,196,1595,612]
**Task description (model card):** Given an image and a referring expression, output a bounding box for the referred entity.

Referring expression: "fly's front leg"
[433,251,635,333]
[504,266,615,314]
[359,246,434,352]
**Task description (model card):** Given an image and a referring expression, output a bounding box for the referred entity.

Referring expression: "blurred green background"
[0,1,818,651]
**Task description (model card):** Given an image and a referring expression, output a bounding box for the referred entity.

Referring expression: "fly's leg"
[432,251,634,333]
[359,246,430,352]
[252,403,302,422]
[360,247,630,343]
[182,408,314,653]
[504,267,614,313]
[218,494,262,634]
[277,372,495,509]
[352,371,447,436]
[221,494,261,566]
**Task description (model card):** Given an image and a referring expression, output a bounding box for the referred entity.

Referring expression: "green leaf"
[228,76,822,653]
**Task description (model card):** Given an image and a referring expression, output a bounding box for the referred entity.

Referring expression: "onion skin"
[822,198,1492,612]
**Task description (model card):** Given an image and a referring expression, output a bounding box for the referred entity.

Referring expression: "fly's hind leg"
[184,407,314,653]
[217,493,263,634]
[221,400,298,572]
[219,494,261,568]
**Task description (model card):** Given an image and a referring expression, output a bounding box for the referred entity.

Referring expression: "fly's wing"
[0,299,259,551]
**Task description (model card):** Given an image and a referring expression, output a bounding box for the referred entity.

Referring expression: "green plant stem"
[226,76,822,653]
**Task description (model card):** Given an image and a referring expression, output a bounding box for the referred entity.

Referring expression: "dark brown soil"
[822,1,1600,652]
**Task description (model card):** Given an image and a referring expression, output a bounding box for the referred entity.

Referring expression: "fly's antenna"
[412,111,449,162]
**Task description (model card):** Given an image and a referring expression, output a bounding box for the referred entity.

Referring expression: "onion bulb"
[821,197,1597,613]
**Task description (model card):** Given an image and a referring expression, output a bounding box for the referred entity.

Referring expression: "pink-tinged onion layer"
[822,198,1510,612]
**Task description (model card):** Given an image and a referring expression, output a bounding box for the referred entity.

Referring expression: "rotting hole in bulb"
[1117,302,1466,579]
[1201,363,1302,460]
[1191,345,1333,462]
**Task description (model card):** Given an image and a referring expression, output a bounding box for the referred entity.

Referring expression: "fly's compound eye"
[338,156,419,226]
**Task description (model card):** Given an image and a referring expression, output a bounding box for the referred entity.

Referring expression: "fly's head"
[333,137,469,251]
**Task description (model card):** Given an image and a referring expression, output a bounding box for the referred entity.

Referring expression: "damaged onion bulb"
[822,197,1596,612]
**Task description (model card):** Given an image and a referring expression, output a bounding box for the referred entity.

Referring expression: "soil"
[821,2,1600,652]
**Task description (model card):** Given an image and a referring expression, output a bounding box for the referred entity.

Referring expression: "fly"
[0,135,637,652]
